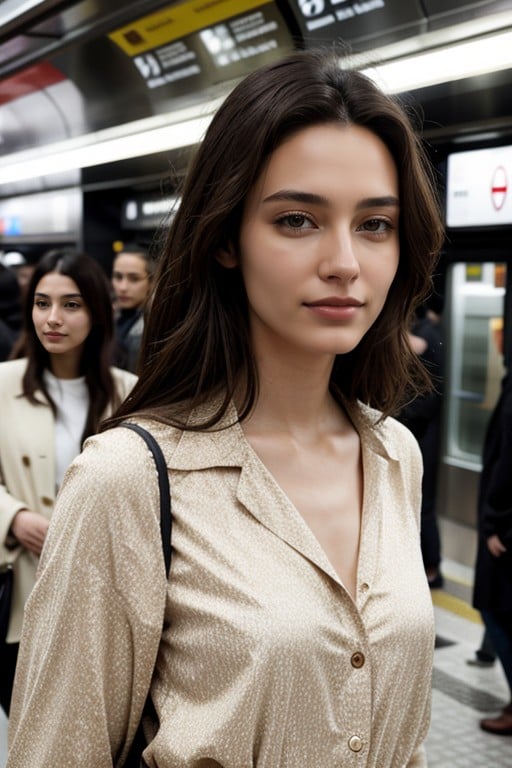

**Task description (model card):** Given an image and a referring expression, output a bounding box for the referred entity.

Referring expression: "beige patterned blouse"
[8,400,434,768]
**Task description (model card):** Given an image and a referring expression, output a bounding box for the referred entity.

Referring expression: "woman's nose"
[47,307,63,325]
[319,230,360,281]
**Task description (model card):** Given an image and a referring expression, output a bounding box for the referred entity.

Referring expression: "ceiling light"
[0,98,223,186]
[360,28,512,93]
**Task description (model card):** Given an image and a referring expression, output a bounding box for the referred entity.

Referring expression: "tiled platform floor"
[2,560,511,767]
[428,598,511,767]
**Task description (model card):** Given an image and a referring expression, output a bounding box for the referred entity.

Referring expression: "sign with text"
[121,195,180,229]
[287,0,425,47]
[447,146,512,228]
[109,0,291,93]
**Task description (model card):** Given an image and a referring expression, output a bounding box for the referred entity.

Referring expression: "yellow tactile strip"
[431,588,483,625]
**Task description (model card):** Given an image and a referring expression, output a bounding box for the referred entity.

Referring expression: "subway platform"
[427,559,511,767]
[1,555,511,767]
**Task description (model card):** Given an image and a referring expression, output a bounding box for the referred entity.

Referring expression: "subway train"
[2,0,512,567]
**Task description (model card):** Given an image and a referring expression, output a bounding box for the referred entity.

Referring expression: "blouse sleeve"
[7,428,168,768]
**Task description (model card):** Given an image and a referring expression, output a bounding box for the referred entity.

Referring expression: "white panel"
[0,187,81,236]
[446,145,512,227]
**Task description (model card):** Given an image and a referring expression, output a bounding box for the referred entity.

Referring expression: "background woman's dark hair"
[20,249,120,441]
[108,48,444,430]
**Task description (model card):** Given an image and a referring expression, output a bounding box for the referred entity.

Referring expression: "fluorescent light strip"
[361,28,512,93]
[0,100,222,185]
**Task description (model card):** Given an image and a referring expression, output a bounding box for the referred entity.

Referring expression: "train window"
[445,262,506,466]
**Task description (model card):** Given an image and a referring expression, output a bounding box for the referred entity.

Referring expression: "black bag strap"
[119,422,172,768]
[120,422,172,576]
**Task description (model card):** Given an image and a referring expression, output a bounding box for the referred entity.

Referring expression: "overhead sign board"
[447,146,512,228]
[109,0,271,55]
[109,0,291,92]
[286,0,425,47]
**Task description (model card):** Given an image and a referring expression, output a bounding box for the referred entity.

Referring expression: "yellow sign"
[465,264,482,281]
[110,0,271,55]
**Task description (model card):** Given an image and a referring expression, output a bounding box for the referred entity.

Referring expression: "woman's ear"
[216,242,238,269]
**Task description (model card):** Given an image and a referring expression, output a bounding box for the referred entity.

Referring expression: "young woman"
[7,50,443,767]
[0,249,136,716]
[111,243,153,373]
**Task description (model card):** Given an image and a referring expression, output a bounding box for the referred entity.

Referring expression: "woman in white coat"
[0,249,136,715]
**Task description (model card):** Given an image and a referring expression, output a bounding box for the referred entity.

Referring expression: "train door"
[439,261,507,536]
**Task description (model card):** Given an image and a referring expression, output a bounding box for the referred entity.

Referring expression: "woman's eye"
[34,300,48,309]
[276,212,315,231]
[65,302,81,310]
[360,218,392,234]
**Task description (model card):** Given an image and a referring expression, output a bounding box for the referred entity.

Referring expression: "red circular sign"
[491,166,507,211]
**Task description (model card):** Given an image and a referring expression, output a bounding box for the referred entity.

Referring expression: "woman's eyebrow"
[356,195,400,210]
[34,292,82,299]
[263,190,329,205]
[262,191,400,209]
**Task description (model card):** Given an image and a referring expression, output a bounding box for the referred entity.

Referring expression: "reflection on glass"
[446,262,506,467]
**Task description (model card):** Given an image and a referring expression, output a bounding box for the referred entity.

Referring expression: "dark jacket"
[398,315,444,440]
[473,371,512,613]
[113,308,144,374]
[0,266,22,362]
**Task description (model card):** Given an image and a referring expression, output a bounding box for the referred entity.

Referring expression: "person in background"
[473,366,512,735]
[111,243,153,373]
[467,628,496,667]
[0,264,22,363]
[466,317,502,670]
[0,249,136,717]
[7,49,443,767]
[0,252,34,301]
[398,301,444,588]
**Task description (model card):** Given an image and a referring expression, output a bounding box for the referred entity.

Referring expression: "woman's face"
[225,123,400,364]
[111,253,150,310]
[32,272,92,361]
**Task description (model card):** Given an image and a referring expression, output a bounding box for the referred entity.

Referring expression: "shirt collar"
[166,397,399,471]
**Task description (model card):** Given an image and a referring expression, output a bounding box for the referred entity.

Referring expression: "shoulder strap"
[119,422,172,577]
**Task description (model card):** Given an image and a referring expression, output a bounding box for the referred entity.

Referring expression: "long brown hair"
[108,48,444,430]
[20,249,121,441]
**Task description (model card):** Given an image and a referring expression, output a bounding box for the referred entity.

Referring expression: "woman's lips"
[304,297,362,319]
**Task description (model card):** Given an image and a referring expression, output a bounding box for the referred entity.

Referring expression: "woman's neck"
[241,351,346,440]
[48,352,82,380]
